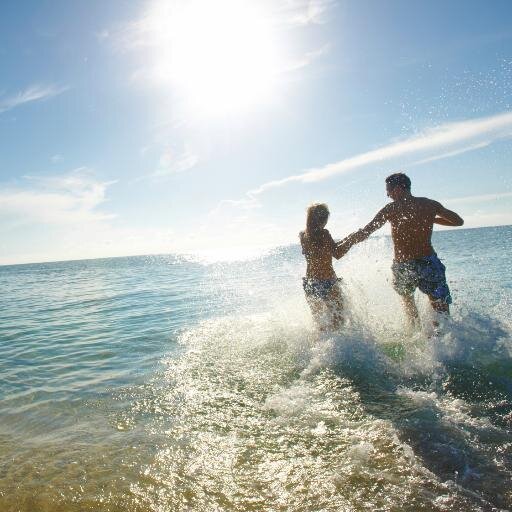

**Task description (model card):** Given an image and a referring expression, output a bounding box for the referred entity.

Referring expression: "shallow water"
[1,226,511,511]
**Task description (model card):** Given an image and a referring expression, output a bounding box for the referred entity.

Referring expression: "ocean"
[1,225,511,511]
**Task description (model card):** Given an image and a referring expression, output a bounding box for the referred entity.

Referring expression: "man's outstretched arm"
[434,203,464,226]
[334,207,389,258]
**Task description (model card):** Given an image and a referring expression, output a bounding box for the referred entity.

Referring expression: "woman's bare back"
[300,229,337,280]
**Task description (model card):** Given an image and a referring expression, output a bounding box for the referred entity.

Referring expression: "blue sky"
[1,0,511,264]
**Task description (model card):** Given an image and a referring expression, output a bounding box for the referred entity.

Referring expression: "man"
[338,172,464,325]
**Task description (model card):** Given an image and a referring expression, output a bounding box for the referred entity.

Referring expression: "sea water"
[0,226,511,511]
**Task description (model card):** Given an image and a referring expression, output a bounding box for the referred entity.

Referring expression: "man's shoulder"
[413,195,438,203]
[415,196,442,209]
[378,201,396,217]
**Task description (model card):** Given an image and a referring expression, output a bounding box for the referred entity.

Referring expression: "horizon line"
[1,223,509,268]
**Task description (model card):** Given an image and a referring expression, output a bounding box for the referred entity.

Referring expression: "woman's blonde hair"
[306,203,329,236]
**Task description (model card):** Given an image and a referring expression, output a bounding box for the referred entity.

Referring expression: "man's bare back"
[337,172,463,324]
[377,196,454,262]
[341,191,463,263]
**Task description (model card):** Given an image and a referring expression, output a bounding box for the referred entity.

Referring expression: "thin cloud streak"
[276,0,334,26]
[443,191,512,205]
[246,110,512,198]
[411,141,492,166]
[152,148,199,178]
[0,84,68,113]
[284,44,330,72]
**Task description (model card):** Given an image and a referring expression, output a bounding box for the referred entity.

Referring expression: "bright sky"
[1,0,511,265]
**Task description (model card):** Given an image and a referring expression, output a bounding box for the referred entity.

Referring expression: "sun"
[146,0,280,117]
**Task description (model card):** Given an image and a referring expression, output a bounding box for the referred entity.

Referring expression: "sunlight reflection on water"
[0,227,511,511]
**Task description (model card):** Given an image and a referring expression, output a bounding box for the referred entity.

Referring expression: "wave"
[121,297,512,511]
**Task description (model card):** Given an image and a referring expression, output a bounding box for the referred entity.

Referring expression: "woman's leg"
[326,284,344,330]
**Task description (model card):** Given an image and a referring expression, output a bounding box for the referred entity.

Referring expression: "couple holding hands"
[300,172,464,331]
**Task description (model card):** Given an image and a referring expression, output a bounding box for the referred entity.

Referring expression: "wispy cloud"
[284,44,330,72]
[152,147,199,178]
[0,169,115,226]
[411,141,492,166]
[443,191,512,205]
[244,110,512,198]
[276,0,334,26]
[95,29,110,41]
[0,84,68,113]
[0,169,187,265]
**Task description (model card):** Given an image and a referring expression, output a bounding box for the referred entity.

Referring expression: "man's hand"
[334,239,351,259]
[332,205,390,259]
[348,207,389,244]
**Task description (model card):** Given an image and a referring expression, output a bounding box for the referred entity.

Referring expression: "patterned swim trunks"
[391,253,452,304]
[303,277,342,299]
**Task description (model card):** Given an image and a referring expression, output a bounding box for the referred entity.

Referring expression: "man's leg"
[428,296,450,329]
[392,262,419,329]
[401,293,419,328]
[418,254,452,324]
[428,297,449,315]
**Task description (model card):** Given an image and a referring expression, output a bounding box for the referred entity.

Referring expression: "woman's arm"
[333,239,351,259]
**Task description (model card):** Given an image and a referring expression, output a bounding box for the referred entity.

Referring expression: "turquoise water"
[1,226,511,511]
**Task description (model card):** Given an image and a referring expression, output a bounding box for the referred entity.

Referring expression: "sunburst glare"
[146,0,281,117]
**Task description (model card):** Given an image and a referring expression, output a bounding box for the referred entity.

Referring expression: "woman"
[300,203,348,331]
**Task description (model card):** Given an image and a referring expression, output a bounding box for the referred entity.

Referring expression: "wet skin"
[300,225,347,330]
[300,228,346,280]
[338,184,464,321]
